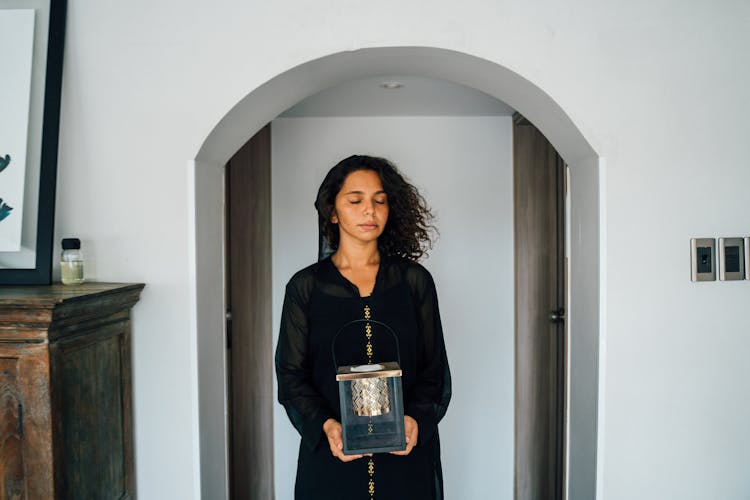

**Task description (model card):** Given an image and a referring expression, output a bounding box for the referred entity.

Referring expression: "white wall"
[271,116,514,499]
[55,1,750,498]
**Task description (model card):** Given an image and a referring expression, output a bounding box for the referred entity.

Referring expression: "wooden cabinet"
[0,283,144,499]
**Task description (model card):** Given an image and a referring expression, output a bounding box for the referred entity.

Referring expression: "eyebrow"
[344,190,387,195]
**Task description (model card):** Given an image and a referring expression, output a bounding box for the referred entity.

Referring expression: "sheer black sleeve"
[275,270,334,451]
[405,264,452,446]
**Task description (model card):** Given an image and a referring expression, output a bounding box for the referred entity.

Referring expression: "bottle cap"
[61,238,81,250]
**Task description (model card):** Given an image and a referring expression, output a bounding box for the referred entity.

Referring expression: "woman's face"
[331,169,389,247]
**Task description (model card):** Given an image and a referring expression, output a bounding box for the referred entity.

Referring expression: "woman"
[275,155,451,500]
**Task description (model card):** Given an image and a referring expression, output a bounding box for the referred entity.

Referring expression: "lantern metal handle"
[331,318,402,369]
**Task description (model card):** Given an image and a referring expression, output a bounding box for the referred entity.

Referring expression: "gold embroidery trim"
[368,458,375,498]
[363,305,373,364]
[365,305,375,498]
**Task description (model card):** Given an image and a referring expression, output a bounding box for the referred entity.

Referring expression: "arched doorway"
[191,46,602,499]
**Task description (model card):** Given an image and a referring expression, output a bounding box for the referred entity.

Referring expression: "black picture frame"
[0,0,66,285]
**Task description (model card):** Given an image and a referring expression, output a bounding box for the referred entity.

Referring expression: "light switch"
[691,238,715,282]
[718,237,745,281]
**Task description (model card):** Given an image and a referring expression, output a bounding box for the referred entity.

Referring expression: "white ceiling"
[280,75,516,117]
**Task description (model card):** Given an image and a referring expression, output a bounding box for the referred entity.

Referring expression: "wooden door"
[513,113,567,500]
[226,124,274,500]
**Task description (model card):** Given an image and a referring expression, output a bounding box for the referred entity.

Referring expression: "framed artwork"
[0,0,66,284]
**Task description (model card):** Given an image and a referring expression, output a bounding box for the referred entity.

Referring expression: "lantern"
[333,320,405,455]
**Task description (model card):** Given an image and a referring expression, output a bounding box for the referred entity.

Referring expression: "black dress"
[275,255,452,500]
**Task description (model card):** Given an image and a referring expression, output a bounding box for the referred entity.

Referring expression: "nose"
[363,200,374,215]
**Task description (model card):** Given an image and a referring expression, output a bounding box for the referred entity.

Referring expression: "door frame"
[189,46,604,500]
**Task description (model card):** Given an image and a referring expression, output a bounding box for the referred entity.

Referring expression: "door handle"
[549,307,565,324]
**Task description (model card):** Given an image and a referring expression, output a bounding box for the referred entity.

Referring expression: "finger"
[330,441,363,462]
[406,441,415,454]
[328,438,343,457]
[328,433,342,450]
[390,446,412,456]
[389,450,406,456]
[398,436,417,456]
[338,452,364,462]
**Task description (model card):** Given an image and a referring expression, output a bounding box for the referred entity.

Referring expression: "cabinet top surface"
[0,282,145,307]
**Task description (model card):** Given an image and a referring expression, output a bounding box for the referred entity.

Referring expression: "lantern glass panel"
[336,362,405,455]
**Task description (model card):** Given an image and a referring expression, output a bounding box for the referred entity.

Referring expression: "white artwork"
[0,10,35,252]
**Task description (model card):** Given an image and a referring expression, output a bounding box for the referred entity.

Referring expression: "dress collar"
[321,254,388,298]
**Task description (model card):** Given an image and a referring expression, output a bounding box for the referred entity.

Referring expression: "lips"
[359,223,378,230]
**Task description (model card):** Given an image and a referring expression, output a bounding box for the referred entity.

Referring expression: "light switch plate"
[745,237,750,280]
[691,238,715,282]
[718,237,745,281]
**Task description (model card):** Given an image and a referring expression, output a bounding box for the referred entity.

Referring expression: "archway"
[190,46,602,499]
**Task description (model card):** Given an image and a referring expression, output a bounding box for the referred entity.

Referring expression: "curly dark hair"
[314,155,436,261]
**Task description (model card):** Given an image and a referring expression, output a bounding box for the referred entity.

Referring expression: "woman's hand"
[323,418,367,462]
[390,415,418,456]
